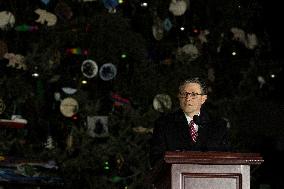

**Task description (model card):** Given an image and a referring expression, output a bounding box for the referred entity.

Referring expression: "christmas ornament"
[34,9,57,26]
[231,27,258,49]
[178,43,199,61]
[3,53,27,70]
[153,94,172,112]
[45,136,55,149]
[0,40,8,59]
[81,59,98,78]
[197,29,210,44]
[15,24,38,32]
[246,33,258,49]
[60,97,79,117]
[111,92,130,106]
[102,0,119,13]
[163,18,173,32]
[152,17,164,41]
[61,87,77,95]
[66,134,73,149]
[231,27,246,43]
[54,92,61,101]
[169,0,188,16]
[0,11,15,30]
[99,63,117,81]
[41,0,50,5]
[66,48,89,55]
[0,98,5,114]
[257,76,266,88]
[87,116,109,138]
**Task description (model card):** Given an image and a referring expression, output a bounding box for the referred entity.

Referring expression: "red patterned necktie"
[189,120,198,142]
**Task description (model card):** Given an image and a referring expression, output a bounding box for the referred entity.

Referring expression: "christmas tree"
[0,0,283,188]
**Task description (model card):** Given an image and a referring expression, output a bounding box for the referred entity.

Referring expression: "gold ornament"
[60,97,79,117]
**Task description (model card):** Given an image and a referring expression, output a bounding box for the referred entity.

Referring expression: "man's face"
[178,82,207,117]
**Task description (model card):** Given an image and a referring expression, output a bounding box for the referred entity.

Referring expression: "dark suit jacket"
[149,108,230,166]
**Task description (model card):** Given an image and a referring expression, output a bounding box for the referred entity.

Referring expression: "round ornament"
[61,87,77,95]
[153,94,172,112]
[99,63,117,81]
[60,97,79,117]
[81,59,98,78]
[0,98,5,114]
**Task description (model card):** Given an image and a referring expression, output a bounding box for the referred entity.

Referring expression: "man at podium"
[150,77,231,166]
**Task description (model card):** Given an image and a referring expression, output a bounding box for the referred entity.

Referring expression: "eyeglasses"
[179,92,204,99]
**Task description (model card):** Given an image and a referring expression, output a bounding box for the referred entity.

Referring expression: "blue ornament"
[163,18,172,32]
[41,0,50,5]
[102,0,119,9]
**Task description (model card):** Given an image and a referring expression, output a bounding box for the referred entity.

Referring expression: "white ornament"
[81,59,98,78]
[62,87,77,95]
[34,9,57,26]
[87,116,109,138]
[99,63,117,81]
[4,53,27,70]
[181,44,199,57]
[257,76,266,88]
[231,27,258,49]
[231,27,246,44]
[153,94,172,112]
[245,33,258,49]
[169,0,188,16]
[0,11,15,30]
[198,30,210,44]
[54,92,61,101]
[152,17,164,40]
[45,136,55,149]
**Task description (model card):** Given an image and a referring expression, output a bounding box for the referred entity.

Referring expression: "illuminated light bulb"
[82,80,87,84]
[141,2,148,7]
[32,72,39,77]
[270,74,275,78]
[232,51,237,56]
[118,0,123,3]
[121,54,127,58]
[104,161,110,170]
[180,27,185,31]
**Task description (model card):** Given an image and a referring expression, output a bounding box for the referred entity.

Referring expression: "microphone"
[193,115,202,125]
[193,115,209,128]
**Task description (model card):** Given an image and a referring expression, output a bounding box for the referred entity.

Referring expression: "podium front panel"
[171,164,249,189]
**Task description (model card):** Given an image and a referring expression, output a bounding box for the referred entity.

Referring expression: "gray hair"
[179,77,208,94]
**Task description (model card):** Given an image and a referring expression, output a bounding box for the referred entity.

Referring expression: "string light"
[121,54,127,58]
[270,74,275,78]
[141,2,148,7]
[32,72,39,77]
[104,161,110,170]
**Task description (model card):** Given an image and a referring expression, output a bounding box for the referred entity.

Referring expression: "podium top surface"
[164,151,264,165]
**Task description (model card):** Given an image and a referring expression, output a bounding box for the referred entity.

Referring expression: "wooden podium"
[152,151,264,189]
